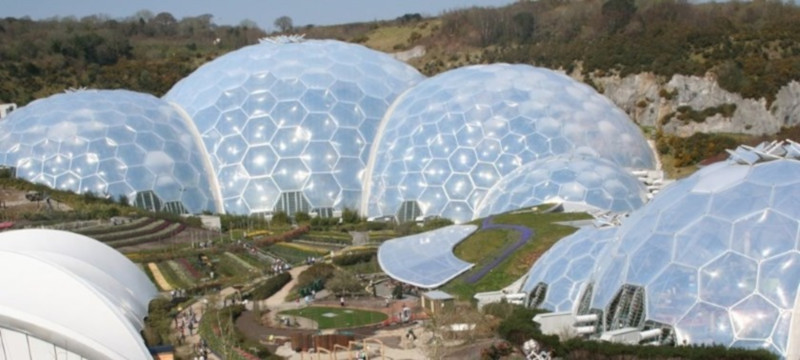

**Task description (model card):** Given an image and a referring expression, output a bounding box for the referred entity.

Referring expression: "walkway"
[465,216,534,284]
[172,266,309,359]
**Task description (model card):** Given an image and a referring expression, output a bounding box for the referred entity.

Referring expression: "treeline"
[414,0,800,104]
[0,12,267,105]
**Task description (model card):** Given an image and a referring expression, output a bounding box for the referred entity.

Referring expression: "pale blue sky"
[0,0,516,30]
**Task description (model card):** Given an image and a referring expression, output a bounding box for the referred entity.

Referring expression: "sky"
[0,0,517,31]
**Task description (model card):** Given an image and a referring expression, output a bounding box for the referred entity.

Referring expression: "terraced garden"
[71,217,187,248]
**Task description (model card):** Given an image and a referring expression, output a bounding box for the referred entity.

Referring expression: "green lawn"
[453,228,514,263]
[443,210,591,300]
[279,306,387,329]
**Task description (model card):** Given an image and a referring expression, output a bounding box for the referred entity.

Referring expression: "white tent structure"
[0,229,158,360]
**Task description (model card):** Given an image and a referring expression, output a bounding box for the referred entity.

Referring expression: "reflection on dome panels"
[365,64,653,224]
[165,39,423,215]
[0,90,218,214]
[378,225,478,289]
[475,155,647,219]
[581,146,800,357]
[522,226,617,312]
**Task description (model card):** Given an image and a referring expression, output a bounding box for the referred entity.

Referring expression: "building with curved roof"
[0,229,157,359]
[164,37,424,216]
[377,224,478,289]
[0,89,219,214]
[570,141,800,357]
[475,155,648,219]
[363,64,654,224]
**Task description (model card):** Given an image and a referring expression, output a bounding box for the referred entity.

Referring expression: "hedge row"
[246,272,292,300]
[75,217,154,236]
[106,222,186,248]
[94,219,169,242]
[332,250,376,266]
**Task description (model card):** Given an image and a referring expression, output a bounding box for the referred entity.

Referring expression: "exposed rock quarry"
[592,72,800,137]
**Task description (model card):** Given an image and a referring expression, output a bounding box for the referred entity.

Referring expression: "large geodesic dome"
[0,90,219,214]
[164,37,424,215]
[522,226,618,313]
[363,64,655,224]
[475,155,648,219]
[578,141,800,357]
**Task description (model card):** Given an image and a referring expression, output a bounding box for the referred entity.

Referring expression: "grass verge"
[278,306,387,329]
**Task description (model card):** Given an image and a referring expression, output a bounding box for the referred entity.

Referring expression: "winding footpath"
[465,216,534,284]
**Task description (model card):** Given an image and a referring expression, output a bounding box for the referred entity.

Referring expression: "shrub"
[296,263,336,289]
[248,272,291,300]
[332,251,376,266]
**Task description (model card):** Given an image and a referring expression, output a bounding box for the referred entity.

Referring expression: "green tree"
[326,270,363,296]
[271,211,290,226]
[274,16,293,33]
[294,211,310,223]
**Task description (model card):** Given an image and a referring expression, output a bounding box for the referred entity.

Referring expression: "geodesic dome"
[522,226,617,313]
[0,90,219,214]
[475,155,647,219]
[580,141,800,357]
[0,229,157,359]
[164,38,424,215]
[363,64,654,224]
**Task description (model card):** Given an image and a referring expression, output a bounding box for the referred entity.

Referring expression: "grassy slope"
[444,210,592,300]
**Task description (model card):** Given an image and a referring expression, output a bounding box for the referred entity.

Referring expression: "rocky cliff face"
[592,72,800,137]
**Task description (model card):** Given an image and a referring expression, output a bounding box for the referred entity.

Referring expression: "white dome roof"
[0,229,157,359]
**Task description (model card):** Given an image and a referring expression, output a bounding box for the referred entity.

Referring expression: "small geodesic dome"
[164,37,424,215]
[363,64,654,224]
[0,89,219,214]
[579,141,800,357]
[522,226,618,312]
[475,155,648,219]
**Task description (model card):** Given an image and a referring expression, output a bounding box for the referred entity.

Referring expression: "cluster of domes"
[524,141,800,358]
[0,39,652,221]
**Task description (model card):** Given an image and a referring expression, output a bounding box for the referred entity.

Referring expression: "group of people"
[174,306,200,344]
[269,259,291,275]
[192,339,210,360]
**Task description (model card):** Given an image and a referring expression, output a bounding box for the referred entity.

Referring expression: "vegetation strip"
[148,262,172,291]
[465,216,534,284]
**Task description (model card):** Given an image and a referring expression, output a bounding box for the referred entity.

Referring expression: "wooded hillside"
[2,0,800,107]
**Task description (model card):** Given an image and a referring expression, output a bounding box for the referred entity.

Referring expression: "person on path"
[340,296,345,307]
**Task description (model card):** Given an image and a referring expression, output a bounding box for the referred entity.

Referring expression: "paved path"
[465,216,534,284]
[172,266,308,359]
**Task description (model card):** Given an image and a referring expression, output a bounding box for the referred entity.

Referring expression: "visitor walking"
[340,296,345,307]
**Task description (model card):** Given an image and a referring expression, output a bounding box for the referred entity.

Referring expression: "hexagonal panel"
[242,179,280,213]
[243,145,278,177]
[732,210,798,261]
[674,216,732,267]
[730,295,779,339]
[758,252,800,308]
[444,174,474,201]
[272,158,309,191]
[646,264,698,325]
[700,252,757,307]
[677,302,733,346]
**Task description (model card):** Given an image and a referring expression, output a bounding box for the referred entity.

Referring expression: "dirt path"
[263,265,309,308]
